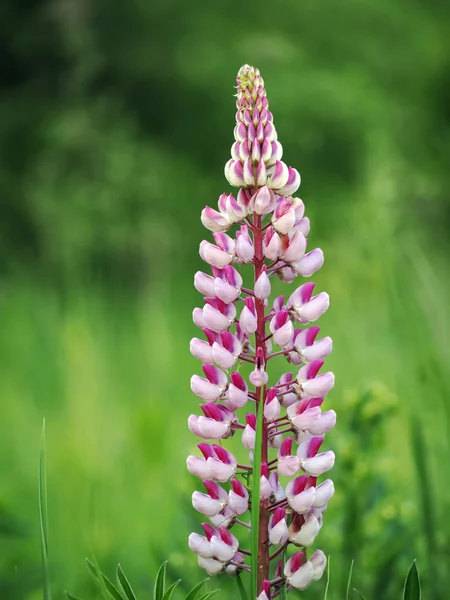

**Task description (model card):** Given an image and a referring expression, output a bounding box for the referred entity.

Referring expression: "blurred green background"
[1,0,449,599]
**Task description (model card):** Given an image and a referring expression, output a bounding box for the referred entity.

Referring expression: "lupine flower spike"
[188,65,336,598]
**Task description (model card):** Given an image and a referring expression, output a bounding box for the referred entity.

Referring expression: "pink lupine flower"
[285,475,316,513]
[288,509,322,547]
[256,581,271,600]
[295,360,335,398]
[224,372,248,409]
[282,231,307,264]
[263,227,281,260]
[229,478,249,515]
[188,403,237,439]
[270,310,294,347]
[188,65,335,598]
[192,480,229,516]
[268,507,289,546]
[240,296,257,334]
[297,437,335,477]
[190,365,228,402]
[313,478,335,509]
[288,283,330,323]
[264,388,281,422]
[210,526,239,562]
[277,437,300,477]
[284,551,314,590]
[293,327,333,363]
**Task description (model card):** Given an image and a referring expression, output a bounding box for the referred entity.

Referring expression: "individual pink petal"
[294,248,324,277]
[202,303,232,333]
[256,159,267,186]
[193,307,207,329]
[201,206,231,232]
[192,491,225,516]
[198,555,224,575]
[243,158,255,186]
[283,231,307,263]
[190,374,222,402]
[301,451,335,477]
[310,550,327,581]
[289,510,321,547]
[194,271,216,297]
[239,297,257,334]
[235,226,255,262]
[226,160,246,188]
[277,167,301,196]
[272,200,296,234]
[250,185,276,215]
[302,372,335,398]
[224,372,248,409]
[187,456,212,479]
[188,532,213,558]
[278,455,301,476]
[313,479,335,508]
[284,553,313,590]
[269,160,289,189]
[263,227,281,260]
[190,337,214,364]
[299,292,330,323]
[200,240,233,269]
[254,269,271,299]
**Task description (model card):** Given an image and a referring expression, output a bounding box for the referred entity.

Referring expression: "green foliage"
[67,561,212,600]
[403,561,421,600]
[39,419,51,600]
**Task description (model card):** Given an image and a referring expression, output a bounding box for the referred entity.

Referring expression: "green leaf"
[250,386,264,600]
[39,418,52,600]
[236,575,248,600]
[86,558,100,579]
[162,580,181,600]
[346,560,354,600]
[65,593,85,600]
[403,560,421,600]
[154,562,168,600]
[117,564,137,600]
[323,555,330,600]
[101,573,125,600]
[196,590,220,600]
[185,578,209,600]
[353,590,367,600]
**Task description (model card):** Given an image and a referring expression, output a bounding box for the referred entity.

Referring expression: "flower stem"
[253,213,270,596]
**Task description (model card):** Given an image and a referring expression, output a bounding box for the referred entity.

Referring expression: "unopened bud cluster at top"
[187,65,336,598]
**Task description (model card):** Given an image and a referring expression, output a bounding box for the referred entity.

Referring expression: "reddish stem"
[253,213,270,595]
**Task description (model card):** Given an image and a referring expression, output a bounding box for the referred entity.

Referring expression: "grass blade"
[154,561,168,600]
[162,580,181,600]
[403,560,421,600]
[197,591,220,600]
[185,578,209,600]
[39,418,52,600]
[353,590,367,600]
[251,386,264,600]
[101,573,125,600]
[117,564,137,600]
[346,560,354,600]
[236,574,249,600]
[65,593,84,600]
[323,555,330,600]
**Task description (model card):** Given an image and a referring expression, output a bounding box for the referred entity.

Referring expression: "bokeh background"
[1,0,449,599]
